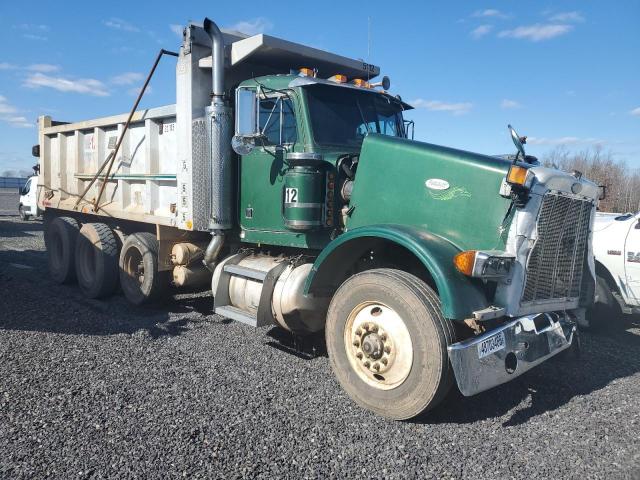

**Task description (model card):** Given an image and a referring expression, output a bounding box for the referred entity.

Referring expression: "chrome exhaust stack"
[203,17,233,271]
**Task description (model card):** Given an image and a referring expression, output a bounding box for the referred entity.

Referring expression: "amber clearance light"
[453,250,477,276]
[506,165,528,186]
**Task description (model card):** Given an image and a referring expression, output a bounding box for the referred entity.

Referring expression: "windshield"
[305,85,405,147]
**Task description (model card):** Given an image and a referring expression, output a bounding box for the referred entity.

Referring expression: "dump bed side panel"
[36,105,200,229]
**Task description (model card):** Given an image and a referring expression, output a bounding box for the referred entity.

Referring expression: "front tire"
[18,205,30,221]
[325,268,456,420]
[586,273,622,330]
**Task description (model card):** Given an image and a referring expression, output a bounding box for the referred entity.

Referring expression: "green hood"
[346,134,513,251]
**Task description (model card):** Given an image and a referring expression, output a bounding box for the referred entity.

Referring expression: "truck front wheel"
[325,268,456,420]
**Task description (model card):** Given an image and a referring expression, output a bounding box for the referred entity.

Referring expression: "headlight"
[454,250,515,279]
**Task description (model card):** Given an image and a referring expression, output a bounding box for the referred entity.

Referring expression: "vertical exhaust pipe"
[203,17,233,271]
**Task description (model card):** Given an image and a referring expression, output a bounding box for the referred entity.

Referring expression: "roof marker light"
[328,74,347,83]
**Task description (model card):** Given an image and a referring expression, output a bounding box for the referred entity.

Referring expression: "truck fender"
[304,224,488,320]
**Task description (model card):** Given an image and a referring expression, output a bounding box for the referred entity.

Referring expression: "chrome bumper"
[447,312,575,397]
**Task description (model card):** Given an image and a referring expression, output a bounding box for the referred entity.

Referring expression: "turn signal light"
[454,250,477,276]
[506,165,528,186]
[299,67,315,77]
[329,74,347,83]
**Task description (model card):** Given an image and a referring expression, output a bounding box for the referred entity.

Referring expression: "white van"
[18,175,40,220]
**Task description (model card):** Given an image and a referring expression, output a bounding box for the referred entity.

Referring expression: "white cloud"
[548,11,584,23]
[103,17,139,32]
[501,99,521,109]
[169,24,183,38]
[0,62,18,70]
[226,17,273,35]
[498,23,573,42]
[411,99,473,116]
[24,73,109,96]
[13,23,49,31]
[630,107,640,117]
[470,25,492,39]
[22,33,48,41]
[110,72,144,85]
[27,64,60,73]
[527,136,603,146]
[473,9,508,19]
[0,96,32,128]
[127,86,152,97]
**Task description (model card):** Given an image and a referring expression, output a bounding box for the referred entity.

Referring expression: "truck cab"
[591,212,640,319]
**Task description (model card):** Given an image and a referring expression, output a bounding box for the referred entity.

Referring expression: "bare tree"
[542,147,640,213]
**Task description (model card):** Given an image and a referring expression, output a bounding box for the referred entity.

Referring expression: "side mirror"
[233,88,259,155]
[507,124,526,160]
[598,185,606,201]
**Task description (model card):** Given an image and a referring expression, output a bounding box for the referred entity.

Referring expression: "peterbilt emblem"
[425,179,450,190]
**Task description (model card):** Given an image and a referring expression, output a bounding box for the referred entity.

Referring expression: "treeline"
[542,147,639,213]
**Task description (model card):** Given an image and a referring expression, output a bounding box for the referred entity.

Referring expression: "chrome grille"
[523,193,592,303]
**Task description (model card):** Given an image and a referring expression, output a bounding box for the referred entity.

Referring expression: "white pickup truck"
[590,211,640,325]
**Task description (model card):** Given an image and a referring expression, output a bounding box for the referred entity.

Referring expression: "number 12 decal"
[285,188,298,203]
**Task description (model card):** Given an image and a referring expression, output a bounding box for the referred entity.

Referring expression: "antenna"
[367,16,371,81]
[367,16,371,60]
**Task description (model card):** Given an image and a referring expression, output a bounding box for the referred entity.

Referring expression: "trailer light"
[506,165,528,187]
[454,250,515,279]
[299,67,315,77]
[329,74,347,83]
[352,78,370,88]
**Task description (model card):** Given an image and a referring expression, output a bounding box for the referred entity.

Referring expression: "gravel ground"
[1,216,639,479]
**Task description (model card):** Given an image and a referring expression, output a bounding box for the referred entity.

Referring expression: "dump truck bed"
[37,105,187,228]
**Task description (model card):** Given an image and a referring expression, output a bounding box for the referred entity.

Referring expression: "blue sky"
[0,1,638,174]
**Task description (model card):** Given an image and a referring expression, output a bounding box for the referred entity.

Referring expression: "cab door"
[238,92,298,232]
[623,214,640,305]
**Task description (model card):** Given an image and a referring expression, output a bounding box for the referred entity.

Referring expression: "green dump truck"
[35,18,599,419]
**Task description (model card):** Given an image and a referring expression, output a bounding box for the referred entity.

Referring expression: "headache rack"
[522,192,593,304]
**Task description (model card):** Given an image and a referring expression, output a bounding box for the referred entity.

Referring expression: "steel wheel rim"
[344,301,413,390]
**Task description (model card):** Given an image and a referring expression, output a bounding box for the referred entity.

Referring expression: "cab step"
[214,305,257,327]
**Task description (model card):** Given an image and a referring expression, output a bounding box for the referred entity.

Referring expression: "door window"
[258,97,297,145]
[22,179,31,195]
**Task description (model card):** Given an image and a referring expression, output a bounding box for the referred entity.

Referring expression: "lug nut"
[363,324,370,331]
[384,346,391,354]
[373,363,380,371]
[356,352,363,359]
[381,358,388,365]
[380,334,387,341]
[364,361,370,368]
[353,340,360,347]
[355,329,362,336]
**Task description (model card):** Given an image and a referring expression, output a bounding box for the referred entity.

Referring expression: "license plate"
[477,332,506,359]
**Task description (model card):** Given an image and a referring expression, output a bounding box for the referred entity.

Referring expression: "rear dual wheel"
[75,223,120,298]
[326,269,456,420]
[119,232,168,305]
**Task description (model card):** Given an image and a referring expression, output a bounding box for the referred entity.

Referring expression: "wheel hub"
[345,301,414,388]
[361,332,384,360]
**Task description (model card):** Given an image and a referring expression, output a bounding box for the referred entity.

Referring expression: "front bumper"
[447,312,575,396]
